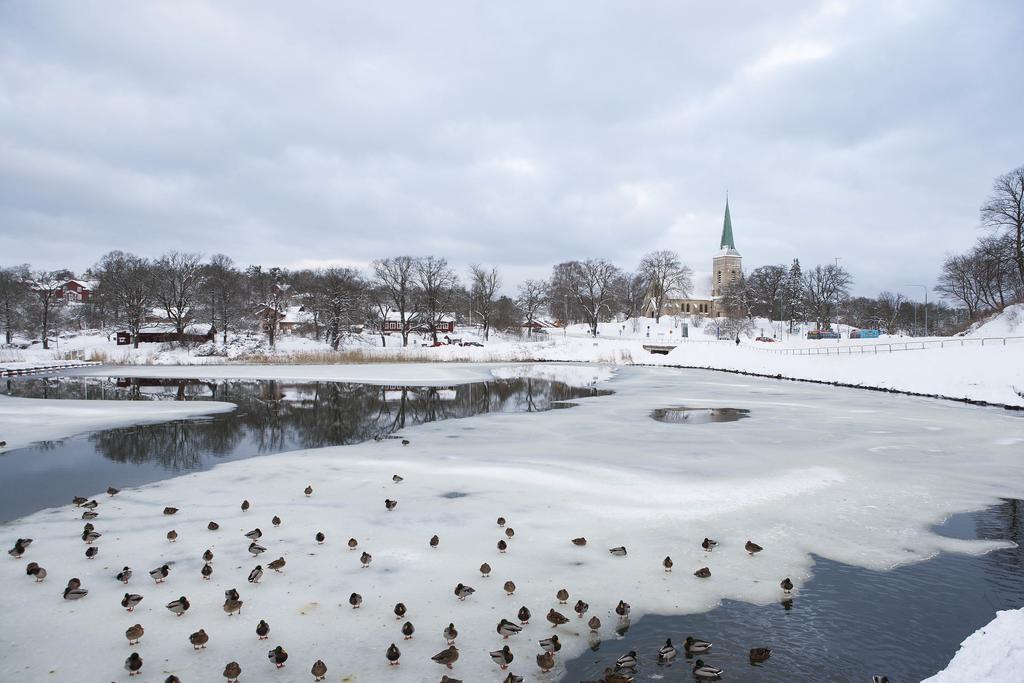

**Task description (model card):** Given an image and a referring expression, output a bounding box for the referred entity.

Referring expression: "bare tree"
[571,259,622,337]
[616,272,648,331]
[203,254,246,344]
[152,251,203,337]
[0,264,30,344]
[935,252,984,319]
[313,267,366,349]
[469,264,501,340]
[802,263,853,329]
[516,278,549,336]
[96,251,152,348]
[875,291,907,333]
[743,265,788,319]
[981,165,1024,284]
[415,256,459,344]
[372,256,418,347]
[28,270,65,349]
[638,250,691,322]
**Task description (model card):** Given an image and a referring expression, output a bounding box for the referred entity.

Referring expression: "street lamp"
[904,284,928,337]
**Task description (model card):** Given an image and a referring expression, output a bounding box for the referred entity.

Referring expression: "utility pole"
[834,257,842,338]
[904,284,928,337]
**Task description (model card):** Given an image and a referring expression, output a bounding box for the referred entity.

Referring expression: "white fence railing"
[745,336,1024,356]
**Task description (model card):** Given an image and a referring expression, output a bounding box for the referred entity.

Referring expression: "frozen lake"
[1,365,1023,682]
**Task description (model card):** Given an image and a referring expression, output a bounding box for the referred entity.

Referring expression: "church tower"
[712,196,742,309]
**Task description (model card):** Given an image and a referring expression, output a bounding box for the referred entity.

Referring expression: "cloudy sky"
[1,1,1021,297]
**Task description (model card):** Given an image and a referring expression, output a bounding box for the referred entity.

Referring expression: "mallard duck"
[505,528,515,539]
[225,588,240,601]
[124,652,143,677]
[347,537,357,550]
[504,580,516,595]
[272,515,281,526]
[63,585,88,600]
[401,621,415,639]
[82,530,101,543]
[518,606,531,624]
[149,564,170,583]
[248,565,263,583]
[166,596,190,616]
[165,676,181,683]
[432,645,459,668]
[588,615,601,632]
[694,567,711,578]
[503,674,524,683]
[401,439,410,446]
[479,562,491,577]
[443,622,458,644]
[316,532,325,544]
[163,507,178,515]
[385,498,397,511]
[702,537,718,551]
[249,542,266,556]
[497,516,506,527]
[693,659,723,680]
[497,618,522,638]
[208,521,220,531]
[430,534,439,548]
[311,658,328,681]
[684,636,712,654]
[224,596,243,615]
[572,537,587,546]
[872,677,890,683]
[602,667,634,683]
[82,523,94,533]
[245,528,262,540]
[615,650,637,670]
[166,530,178,543]
[546,608,569,627]
[497,539,508,553]
[780,577,794,592]
[268,645,288,668]
[82,499,98,509]
[85,546,99,559]
[223,661,241,682]
[615,600,631,618]
[190,628,209,649]
[749,647,772,662]
[454,583,475,600]
[117,567,133,584]
[28,564,46,582]
[257,619,270,639]
[268,557,286,572]
[125,623,144,645]
[657,638,677,663]
[203,548,214,562]
[81,510,98,520]
[663,556,673,572]
[66,578,81,590]
[72,496,88,506]
[304,485,313,496]
[122,593,143,611]
[745,540,763,555]
[393,474,404,483]
[386,643,401,666]
[490,645,513,669]
[349,592,362,609]
[536,651,554,672]
[556,588,569,604]
[202,562,213,580]
[107,486,119,496]
[240,500,250,512]
[540,634,561,655]
[574,600,589,618]
[360,552,372,568]
[609,546,627,556]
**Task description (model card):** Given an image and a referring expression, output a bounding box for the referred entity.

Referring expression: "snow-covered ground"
[924,608,1024,682]
[3,365,1024,682]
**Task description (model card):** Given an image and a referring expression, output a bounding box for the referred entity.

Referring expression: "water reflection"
[0,376,609,522]
[561,499,1024,682]
[651,406,750,424]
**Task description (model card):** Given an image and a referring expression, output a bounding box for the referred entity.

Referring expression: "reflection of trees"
[976,498,1024,576]
[90,417,245,469]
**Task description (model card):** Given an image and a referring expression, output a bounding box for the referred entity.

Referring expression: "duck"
[165,676,181,683]
[125,623,144,645]
[272,515,281,526]
[503,580,516,595]
[588,615,601,633]
[224,596,243,616]
[431,645,459,669]
[117,567,133,584]
[401,439,410,446]
[268,557,286,572]
[490,645,513,669]
[556,588,569,604]
[745,540,763,555]
[663,556,673,572]
[82,499,99,510]
[684,636,712,654]
[518,606,531,624]
[124,652,143,677]
[546,608,569,627]
[497,516,506,527]
[347,537,358,550]
[574,600,589,618]
[503,674,524,683]
[615,600,631,618]
[349,592,362,609]
[149,564,170,583]
[66,578,81,590]
[872,677,890,683]
[85,546,99,559]
[385,498,398,511]
[615,650,637,670]
[208,521,220,531]
[249,542,266,556]
[245,528,262,540]
[226,588,240,601]
[443,622,458,644]
[166,596,190,616]
[602,667,634,683]
[268,645,288,668]
[540,635,561,655]
[694,567,711,578]
[478,562,491,577]
[248,565,263,584]
[63,585,88,600]
[505,528,515,539]
[166,530,178,543]
[122,593,143,611]
[304,485,313,496]
[497,539,508,553]
[360,552,372,568]
[190,628,209,649]
[693,659,723,680]
[394,602,407,619]
[572,537,587,546]
[454,583,475,601]
[241,500,250,512]
[749,647,772,663]
[401,621,415,639]
[72,496,88,506]
[223,661,241,682]
[202,562,213,580]
[780,577,794,592]
[702,537,718,551]
[311,659,328,681]
[430,534,440,548]
[536,651,554,673]
[82,523,94,533]
[107,486,119,496]
[257,619,270,639]
[497,618,522,638]
[386,643,401,666]
[657,638,677,663]
[163,506,178,515]
[82,530,101,544]
[316,532,325,544]
[609,546,627,556]
[81,510,98,520]
[28,564,46,582]
[393,474,404,483]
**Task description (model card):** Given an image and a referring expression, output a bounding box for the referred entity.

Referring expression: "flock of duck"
[7,449,888,683]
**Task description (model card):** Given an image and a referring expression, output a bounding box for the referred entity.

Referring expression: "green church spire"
[720,196,736,250]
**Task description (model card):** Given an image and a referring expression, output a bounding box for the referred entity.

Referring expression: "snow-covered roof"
[280,306,314,324]
[137,323,213,335]
[380,311,456,323]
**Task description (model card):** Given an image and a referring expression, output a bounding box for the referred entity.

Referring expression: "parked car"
[461,341,484,347]
[850,329,881,339]
[807,329,840,340]
[754,336,776,342]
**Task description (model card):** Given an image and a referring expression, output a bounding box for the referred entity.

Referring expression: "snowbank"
[0,395,236,453]
[963,303,1024,338]
[924,608,1024,682]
